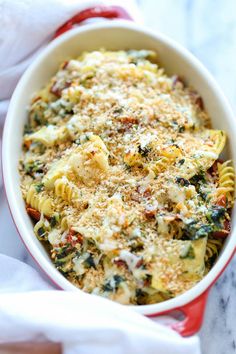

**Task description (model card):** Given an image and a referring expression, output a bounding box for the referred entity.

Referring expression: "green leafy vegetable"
[25,161,44,175]
[33,112,41,125]
[206,206,226,226]
[113,275,124,287]
[103,282,113,292]
[183,220,213,240]
[138,144,151,157]
[178,126,185,133]
[195,225,213,238]
[102,275,125,292]
[176,177,190,186]
[84,253,96,268]
[180,244,195,259]
[23,124,33,135]
[178,159,185,165]
[37,227,46,239]
[35,182,44,193]
[50,214,60,228]
[135,288,147,305]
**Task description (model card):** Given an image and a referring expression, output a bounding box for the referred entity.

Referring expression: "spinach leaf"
[35,182,44,193]
[182,220,213,240]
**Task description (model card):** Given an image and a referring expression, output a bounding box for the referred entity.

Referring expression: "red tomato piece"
[216,195,227,208]
[67,228,83,246]
[26,207,41,221]
[114,259,128,269]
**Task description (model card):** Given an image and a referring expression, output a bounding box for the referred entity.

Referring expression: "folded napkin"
[0,1,201,353]
[0,254,201,354]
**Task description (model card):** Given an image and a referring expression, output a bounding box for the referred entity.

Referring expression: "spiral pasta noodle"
[26,184,54,217]
[54,177,81,207]
[205,238,223,262]
[216,160,235,205]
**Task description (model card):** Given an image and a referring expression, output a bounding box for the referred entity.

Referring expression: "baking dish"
[2,5,236,337]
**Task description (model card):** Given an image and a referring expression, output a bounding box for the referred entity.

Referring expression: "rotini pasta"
[26,184,54,217]
[205,238,223,263]
[216,160,235,205]
[54,177,81,208]
[19,49,234,306]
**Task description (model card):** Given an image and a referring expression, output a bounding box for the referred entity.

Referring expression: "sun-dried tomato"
[114,259,128,269]
[216,195,227,208]
[26,207,41,221]
[67,228,83,246]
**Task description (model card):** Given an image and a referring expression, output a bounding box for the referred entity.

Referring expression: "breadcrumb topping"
[19,50,234,305]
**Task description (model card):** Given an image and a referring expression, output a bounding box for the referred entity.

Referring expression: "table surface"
[1,1,236,353]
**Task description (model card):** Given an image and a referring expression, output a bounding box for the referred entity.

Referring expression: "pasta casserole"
[19,50,235,304]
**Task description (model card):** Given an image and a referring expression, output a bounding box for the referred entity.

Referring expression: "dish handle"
[54,5,134,38]
[149,289,209,337]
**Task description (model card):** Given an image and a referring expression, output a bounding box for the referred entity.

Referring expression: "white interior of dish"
[3,21,236,315]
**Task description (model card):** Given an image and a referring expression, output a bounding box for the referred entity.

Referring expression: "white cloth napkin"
[0,254,201,354]
[0,1,201,353]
